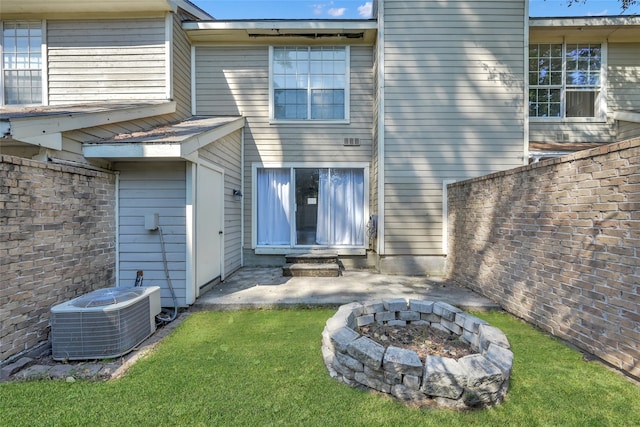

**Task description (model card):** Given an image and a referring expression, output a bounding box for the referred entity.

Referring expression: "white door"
[196,162,224,294]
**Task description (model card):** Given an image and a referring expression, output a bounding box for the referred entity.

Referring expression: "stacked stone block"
[446,138,640,379]
[0,155,116,365]
[322,299,513,409]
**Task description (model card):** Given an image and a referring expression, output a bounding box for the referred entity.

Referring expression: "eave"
[83,116,245,162]
[0,0,212,20]
[530,15,640,42]
[183,19,377,45]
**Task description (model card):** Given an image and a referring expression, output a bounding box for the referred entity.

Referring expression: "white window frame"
[251,162,369,254]
[529,40,607,123]
[0,20,47,106]
[268,46,350,124]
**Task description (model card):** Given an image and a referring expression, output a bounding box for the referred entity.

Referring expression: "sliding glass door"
[257,167,365,248]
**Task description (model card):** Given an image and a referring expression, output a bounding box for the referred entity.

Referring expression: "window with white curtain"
[256,167,365,247]
[2,21,42,105]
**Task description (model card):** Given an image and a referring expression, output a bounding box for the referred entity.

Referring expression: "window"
[256,166,365,247]
[271,46,348,121]
[2,21,42,105]
[529,43,603,119]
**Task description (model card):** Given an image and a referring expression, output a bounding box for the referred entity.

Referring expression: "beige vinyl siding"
[609,43,640,138]
[198,129,243,276]
[116,162,187,307]
[194,45,375,248]
[382,0,525,256]
[47,19,166,104]
[172,14,192,118]
[528,122,616,144]
[617,121,640,141]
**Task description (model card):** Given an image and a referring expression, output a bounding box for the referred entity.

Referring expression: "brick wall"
[1,155,116,364]
[447,139,640,378]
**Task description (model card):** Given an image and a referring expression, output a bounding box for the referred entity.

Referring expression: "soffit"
[0,0,172,18]
[530,16,640,42]
[184,20,377,45]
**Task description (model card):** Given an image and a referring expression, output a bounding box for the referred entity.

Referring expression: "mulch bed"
[359,323,475,361]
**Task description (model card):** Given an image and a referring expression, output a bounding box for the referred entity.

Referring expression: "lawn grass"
[1,309,639,426]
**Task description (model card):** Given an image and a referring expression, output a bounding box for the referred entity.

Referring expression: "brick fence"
[446,138,640,379]
[1,155,116,364]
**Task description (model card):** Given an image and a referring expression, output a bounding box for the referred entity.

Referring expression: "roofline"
[3,102,176,149]
[172,0,214,20]
[183,19,378,31]
[83,116,245,161]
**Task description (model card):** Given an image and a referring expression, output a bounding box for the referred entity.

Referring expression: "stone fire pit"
[321,299,513,409]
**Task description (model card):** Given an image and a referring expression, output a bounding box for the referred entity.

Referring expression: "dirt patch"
[359,323,475,361]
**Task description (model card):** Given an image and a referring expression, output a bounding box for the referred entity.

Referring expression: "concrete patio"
[194,267,500,312]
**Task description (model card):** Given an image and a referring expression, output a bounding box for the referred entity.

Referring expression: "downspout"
[115,171,120,287]
[377,0,386,256]
[240,126,245,267]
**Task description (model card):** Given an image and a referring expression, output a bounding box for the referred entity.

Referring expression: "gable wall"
[380,0,526,270]
[194,45,375,250]
[47,18,167,104]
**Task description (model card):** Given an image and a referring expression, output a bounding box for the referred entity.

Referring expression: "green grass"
[2,310,639,426]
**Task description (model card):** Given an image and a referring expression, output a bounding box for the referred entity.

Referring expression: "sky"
[193,0,639,20]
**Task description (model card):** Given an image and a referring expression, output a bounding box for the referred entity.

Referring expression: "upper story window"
[270,46,349,122]
[529,43,604,119]
[2,21,43,105]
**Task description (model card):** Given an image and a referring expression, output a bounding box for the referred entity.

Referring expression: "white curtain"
[257,169,290,245]
[316,169,330,245]
[316,168,364,246]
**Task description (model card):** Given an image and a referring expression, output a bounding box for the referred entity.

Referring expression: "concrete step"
[285,252,338,264]
[282,262,341,277]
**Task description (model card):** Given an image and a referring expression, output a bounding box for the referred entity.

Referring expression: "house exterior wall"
[379,0,526,274]
[193,44,375,254]
[446,138,640,379]
[171,12,193,119]
[529,42,640,145]
[47,18,168,104]
[608,43,640,114]
[0,155,115,364]
[618,120,640,141]
[116,162,188,307]
[198,129,243,276]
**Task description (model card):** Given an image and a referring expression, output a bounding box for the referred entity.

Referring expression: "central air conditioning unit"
[50,286,161,361]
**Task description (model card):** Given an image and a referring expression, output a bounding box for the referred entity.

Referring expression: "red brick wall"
[1,155,116,363]
[447,139,640,378]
